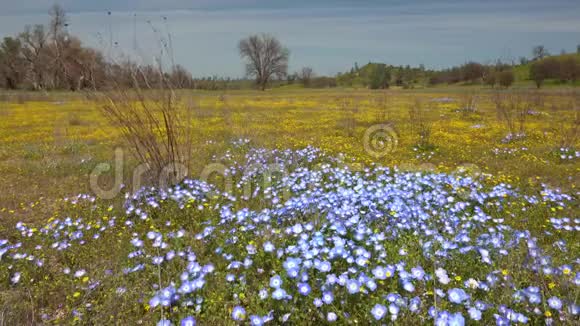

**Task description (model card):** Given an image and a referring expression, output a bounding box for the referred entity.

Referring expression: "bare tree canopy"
[239,34,289,90]
[299,66,314,87]
[0,5,198,91]
[19,25,50,89]
[532,45,549,60]
[49,4,68,39]
[0,37,26,89]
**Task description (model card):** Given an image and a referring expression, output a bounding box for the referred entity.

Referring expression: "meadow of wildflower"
[0,88,578,325]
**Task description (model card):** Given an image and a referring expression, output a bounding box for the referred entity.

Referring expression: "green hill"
[335,53,580,89]
[336,62,429,88]
[514,53,580,86]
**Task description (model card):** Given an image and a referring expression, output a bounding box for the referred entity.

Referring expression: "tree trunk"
[6,77,16,90]
[260,76,268,91]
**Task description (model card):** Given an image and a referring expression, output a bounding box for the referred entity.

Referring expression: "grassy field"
[1,88,578,211]
[0,88,578,324]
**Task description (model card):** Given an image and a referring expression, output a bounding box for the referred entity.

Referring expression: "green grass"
[0,87,578,324]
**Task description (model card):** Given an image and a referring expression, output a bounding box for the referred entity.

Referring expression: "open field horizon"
[0,85,579,324]
[1,87,578,215]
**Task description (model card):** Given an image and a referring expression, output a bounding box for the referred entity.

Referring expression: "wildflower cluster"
[552,147,579,162]
[501,132,527,144]
[0,145,578,325]
[491,147,529,157]
[412,145,438,160]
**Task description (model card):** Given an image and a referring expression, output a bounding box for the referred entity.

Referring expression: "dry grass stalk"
[91,63,193,187]
[493,91,529,141]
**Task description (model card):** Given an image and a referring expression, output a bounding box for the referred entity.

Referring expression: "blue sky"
[0,0,579,77]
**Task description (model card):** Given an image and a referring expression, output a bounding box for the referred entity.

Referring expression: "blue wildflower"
[297,283,311,296]
[269,275,282,288]
[389,303,399,315]
[448,312,465,326]
[317,261,331,273]
[232,306,246,321]
[258,288,268,300]
[548,297,562,310]
[249,315,264,326]
[403,280,415,292]
[409,297,421,313]
[468,307,482,321]
[346,279,360,294]
[411,266,425,280]
[322,291,334,304]
[272,288,287,300]
[448,288,468,304]
[371,304,387,320]
[180,316,196,326]
[327,312,337,322]
[157,319,172,326]
[263,241,275,252]
[372,266,387,280]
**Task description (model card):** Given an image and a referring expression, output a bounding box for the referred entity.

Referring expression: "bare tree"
[498,70,515,88]
[59,36,99,91]
[0,37,25,89]
[299,67,314,87]
[529,60,547,88]
[286,72,297,85]
[0,5,195,92]
[532,45,549,61]
[238,34,289,90]
[49,4,68,88]
[461,61,485,83]
[94,62,194,186]
[560,56,580,83]
[19,25,49,89]
[170,64,193,88]
[49,4,67,40]
[483,69,497,88]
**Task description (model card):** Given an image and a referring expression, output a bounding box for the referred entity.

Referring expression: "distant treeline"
[0,5,109,91]
[1,5,579,91]
[327,61,518,89]
[0,5,216,91]
[334,53,579,89]
[528,54,580,88]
